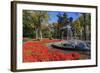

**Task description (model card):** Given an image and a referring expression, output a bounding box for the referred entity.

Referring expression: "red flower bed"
[23,40,81,62]
[40,39,61,44]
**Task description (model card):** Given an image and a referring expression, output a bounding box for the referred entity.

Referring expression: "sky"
[48,11,81,24]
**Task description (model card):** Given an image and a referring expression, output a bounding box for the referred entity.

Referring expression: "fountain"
[61,23,73,40]
[51,23,91,51]
[51,40,90,51]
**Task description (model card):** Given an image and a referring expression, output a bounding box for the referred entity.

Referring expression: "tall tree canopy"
[23,10,49,39]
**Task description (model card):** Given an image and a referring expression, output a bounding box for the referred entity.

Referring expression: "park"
[23,10,91,62]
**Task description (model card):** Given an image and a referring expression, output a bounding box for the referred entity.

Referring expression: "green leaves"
[23,10,49,39]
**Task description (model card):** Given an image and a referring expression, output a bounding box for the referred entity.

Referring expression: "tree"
[73,19,82,39]
[72,13,91,40]
[28,11,49,40]
[23,10,49,39]
[69,17,73,23]
[57,12,69,39]
[62,13,68,26]
[69,17,74,38]
[51,23,59,38]
[23,10,35,38]
[81,13,91,40]
[57,13,63,39]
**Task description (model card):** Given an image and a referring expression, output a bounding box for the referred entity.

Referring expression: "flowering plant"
[23,40,81,62]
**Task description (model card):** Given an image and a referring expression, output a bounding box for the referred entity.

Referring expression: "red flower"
[70,52,81,60]
[23,39,81,62]
[23,55,38,62]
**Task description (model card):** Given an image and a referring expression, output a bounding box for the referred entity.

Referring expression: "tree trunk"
[40,30,43,39]
[61,31,64,40]
[83,14,87,40]
[36,29,39,40]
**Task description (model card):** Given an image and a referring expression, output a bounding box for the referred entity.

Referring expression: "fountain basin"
[51,40,90,51]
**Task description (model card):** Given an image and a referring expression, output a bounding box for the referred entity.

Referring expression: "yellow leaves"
[74,19,82,33]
